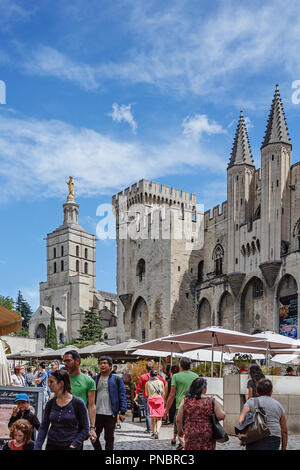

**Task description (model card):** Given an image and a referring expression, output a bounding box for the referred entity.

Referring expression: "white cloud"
[94,1,300,98]
[19,1,300,101]
[0,114,225,202]
[182,114,226,141]
[108,103,137,133]
[23,45,99,91]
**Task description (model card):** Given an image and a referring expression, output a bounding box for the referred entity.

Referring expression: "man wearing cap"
[8,393,40,435]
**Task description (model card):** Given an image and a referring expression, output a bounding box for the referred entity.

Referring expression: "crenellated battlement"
[112,179,197,211]
[204,201,228,227]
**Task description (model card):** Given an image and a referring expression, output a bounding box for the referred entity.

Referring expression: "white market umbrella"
[78,342,110,357]
[183,349,224,362]
[39,345,80,359]
[132,349,179,358]
[0,339,12,385]
[93,339,143,360]
[271,354,300,365]
[130,336,211,354]
[250,331,299,372]
[163,326,265,377]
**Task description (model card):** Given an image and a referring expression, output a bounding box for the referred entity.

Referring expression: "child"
[2,419,34,450]
[8,393,40,433]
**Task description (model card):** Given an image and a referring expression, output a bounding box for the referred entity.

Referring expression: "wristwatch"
[90,426,96,429]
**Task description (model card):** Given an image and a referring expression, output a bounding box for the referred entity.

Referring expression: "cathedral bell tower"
[227,111,255,273]
[260,85,292,266]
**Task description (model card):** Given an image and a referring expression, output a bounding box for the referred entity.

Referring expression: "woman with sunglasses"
[34,369,89,450]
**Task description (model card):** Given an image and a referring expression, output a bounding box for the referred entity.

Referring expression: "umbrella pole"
[219,347,223,378]
[159,356,161,374]
[211,332,215,378]
[171,352,173,367]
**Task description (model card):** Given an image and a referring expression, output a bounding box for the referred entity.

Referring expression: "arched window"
[76,245,79,257]
[254,204,261,220]
[61,246,64,257]
[246,243,251,256]
[213,245,224,276]
[253,278,263,298]
[85,248,88,259]
[197,261,204,282]
[76,260,79,272]
[84,262,88,274]
[53,262,56,273]
[251,241,256,254]
[136,259,146,282]
[53,247,56,258]
[61,260,64,271]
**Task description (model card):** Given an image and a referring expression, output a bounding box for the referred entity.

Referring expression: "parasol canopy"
[250,331,298,350]
[129,335,211,354]
[0,339,12,385]
[0,305,22,335]
[78,342,111,357]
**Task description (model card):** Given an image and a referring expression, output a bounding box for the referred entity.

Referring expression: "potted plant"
[233,353,252,373]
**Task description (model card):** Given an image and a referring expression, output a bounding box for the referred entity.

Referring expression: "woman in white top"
[11,366,26,387]
[145,370,166,439]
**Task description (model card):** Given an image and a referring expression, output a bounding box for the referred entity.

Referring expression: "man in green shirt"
[164,357,198,449]
[63,350,97,444]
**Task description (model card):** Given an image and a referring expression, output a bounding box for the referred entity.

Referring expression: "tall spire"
[228,110,254,168]
[261,84,291,149]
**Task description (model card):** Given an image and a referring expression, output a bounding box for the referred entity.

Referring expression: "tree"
[78,307,103,343]
[45,306,58,349]
[15,291,33,330]
[0,295,16,311]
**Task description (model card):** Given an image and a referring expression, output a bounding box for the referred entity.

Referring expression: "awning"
[0,305,22,335]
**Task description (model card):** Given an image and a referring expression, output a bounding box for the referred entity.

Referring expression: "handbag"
[235,397,270,445]
[210,398,229,443]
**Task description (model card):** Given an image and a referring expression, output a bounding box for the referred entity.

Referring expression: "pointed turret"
[228,110,254,168]
[261,84,291,149]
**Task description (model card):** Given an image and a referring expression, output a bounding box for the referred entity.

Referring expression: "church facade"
[113,85,300,342]
[29,189,119,344]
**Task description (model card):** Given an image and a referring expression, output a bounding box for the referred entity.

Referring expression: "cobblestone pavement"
[84,416,300,451]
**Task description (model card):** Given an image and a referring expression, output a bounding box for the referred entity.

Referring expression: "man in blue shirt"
[92,355,127,450]
[34,361,48,406]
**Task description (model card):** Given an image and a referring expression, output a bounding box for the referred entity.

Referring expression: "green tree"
[45,306,58,349]
[78,307,103,343]
[15,290,33,330]
[0,295,16,311]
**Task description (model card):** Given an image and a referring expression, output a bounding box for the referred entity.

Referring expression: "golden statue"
[66,176,75,201]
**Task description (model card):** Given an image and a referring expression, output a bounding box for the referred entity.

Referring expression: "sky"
[1,0,300,311]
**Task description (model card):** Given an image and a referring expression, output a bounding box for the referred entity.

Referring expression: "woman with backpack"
[145,370,166,439]
[34,369,89,450]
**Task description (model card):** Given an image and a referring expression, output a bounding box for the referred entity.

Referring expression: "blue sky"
[1,0,300,311]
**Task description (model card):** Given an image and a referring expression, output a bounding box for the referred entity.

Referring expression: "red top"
[9,440,24,450]
[136,373,166,398]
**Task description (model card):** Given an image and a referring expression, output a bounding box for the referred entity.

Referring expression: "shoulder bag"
[235,397,270,445]
[210,397,229,443]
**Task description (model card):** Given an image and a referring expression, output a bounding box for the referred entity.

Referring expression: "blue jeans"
[141,397,151,431]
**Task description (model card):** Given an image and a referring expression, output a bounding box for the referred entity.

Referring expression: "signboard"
[279,294,298,339]
[0,386,43,446]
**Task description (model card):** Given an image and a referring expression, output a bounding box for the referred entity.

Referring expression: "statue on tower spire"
[66,176,75,202]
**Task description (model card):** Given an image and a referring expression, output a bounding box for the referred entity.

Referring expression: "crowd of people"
[3,354,293,451]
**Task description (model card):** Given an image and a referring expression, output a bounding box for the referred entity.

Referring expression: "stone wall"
[223,374,300,435]
[1,335,44,354]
